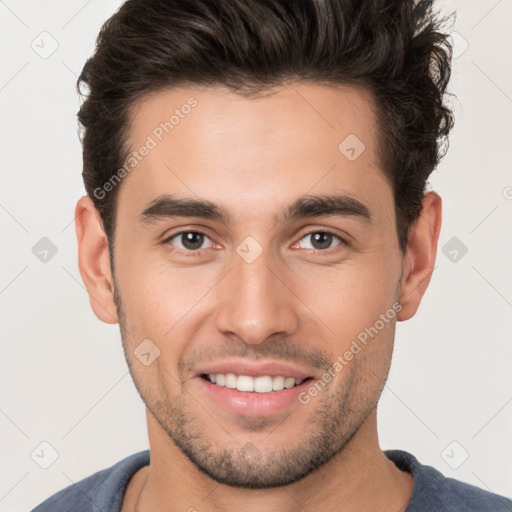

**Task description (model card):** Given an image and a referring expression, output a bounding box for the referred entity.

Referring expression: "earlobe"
[75,196,119,324]
[397,192,442,321]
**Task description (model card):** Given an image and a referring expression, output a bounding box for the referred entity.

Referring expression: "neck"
[132,410,413,512]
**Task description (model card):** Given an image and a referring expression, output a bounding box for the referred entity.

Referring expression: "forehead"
[120,83,391,225]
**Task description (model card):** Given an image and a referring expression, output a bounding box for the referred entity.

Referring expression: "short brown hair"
[77,0,455,254]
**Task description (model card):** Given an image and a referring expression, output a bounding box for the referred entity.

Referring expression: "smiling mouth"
[200,373,314,393]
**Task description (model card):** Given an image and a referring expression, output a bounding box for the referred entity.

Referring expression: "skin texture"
[75,83,441,512]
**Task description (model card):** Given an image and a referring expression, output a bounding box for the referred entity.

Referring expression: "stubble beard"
[112,273,394,489]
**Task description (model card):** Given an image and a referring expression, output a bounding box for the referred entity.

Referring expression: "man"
[32,0,512,511]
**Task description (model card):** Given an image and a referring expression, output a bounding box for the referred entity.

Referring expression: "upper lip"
[194,359,316,379]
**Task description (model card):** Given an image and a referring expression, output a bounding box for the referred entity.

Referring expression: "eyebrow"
[138,193,372,225]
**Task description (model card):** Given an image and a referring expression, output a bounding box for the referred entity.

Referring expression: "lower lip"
[195,376,313,417]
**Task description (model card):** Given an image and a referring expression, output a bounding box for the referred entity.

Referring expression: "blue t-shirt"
[32,449,512,511]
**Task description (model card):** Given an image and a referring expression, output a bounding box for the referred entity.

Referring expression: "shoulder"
[385,449,512,512]
[31,450,150,512]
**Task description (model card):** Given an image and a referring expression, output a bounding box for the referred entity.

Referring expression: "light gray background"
[1,1,511,510]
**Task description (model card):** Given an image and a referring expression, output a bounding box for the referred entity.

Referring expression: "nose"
[214,247,299,345]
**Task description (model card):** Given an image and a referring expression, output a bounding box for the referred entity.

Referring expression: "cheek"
[116,254,219,344]
[116,266,209,392]
[291,254,399,343]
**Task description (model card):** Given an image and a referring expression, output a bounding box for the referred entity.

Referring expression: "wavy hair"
[77,0,455,253]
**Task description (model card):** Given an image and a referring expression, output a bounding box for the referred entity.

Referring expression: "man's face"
[112,84,404,487]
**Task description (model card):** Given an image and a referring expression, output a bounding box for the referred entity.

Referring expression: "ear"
[397,191,442,321]
[75,196,119,324]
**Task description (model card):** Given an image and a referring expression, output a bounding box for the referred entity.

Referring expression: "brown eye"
[164,231,213,253]
[297,231,344,251]
[178,232,205,250]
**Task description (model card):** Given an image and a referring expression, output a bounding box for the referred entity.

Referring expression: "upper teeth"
[208,373,304,393]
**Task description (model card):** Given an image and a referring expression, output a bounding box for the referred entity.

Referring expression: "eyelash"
[162,229,348,257]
